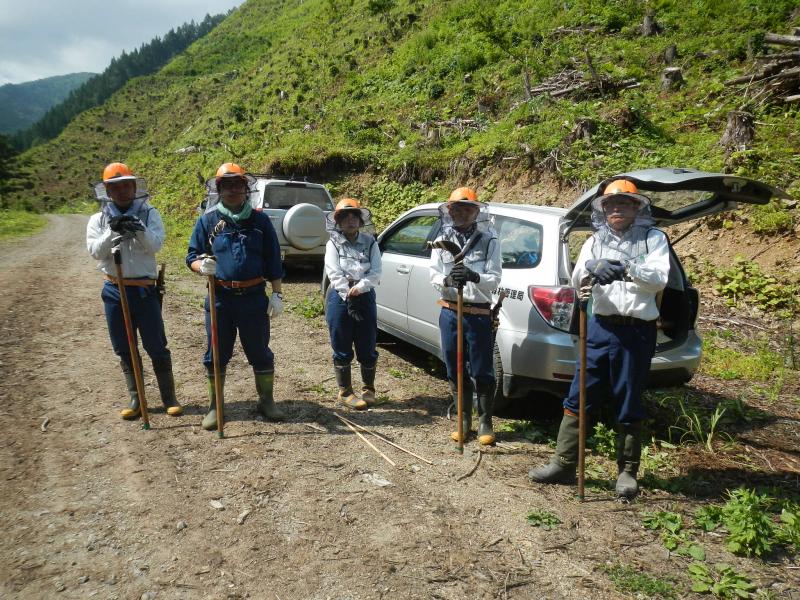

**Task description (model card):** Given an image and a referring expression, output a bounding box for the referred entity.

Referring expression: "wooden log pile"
[528,68,639,100]
[724,32,800,104]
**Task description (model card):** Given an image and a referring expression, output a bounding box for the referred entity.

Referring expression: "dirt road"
[0,215,795,599]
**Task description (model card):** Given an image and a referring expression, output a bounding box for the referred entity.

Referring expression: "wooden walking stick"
[577,281,592,501]
[455,281,465,455]
[112,243,150,430]
[205,264,224,439]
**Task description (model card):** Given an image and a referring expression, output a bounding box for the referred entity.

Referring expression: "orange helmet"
[215,162,247,182]
[448,187,478,203]
[335,198,362,212]
[102,162,136,183]
[592,178,650,210]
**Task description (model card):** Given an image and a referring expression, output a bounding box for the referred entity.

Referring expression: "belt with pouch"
[105,275,156,287]
[437,299,491,316]
[214,277,266,295]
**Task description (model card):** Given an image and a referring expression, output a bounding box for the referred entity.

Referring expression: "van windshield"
[262,184,333,210]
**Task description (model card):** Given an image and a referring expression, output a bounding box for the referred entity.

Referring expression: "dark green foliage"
[0,73,95,134]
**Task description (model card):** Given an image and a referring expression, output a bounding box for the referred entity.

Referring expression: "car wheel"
[493,341,511,412]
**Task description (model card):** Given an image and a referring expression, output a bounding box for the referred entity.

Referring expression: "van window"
[262,184,333,210]
[381,215,439,257]
[494,215,544,269]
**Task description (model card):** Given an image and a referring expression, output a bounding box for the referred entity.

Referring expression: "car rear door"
[562,168,789,231]
[376,212,440,334]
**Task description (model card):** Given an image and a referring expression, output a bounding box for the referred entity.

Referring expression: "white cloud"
[0,0,242,84]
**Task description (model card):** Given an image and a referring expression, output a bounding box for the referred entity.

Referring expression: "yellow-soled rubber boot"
[335,361,367,410]
[153,356,183,416]
[119,360,140,420]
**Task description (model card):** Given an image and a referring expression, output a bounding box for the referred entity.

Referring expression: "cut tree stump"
[642,11,659,37]
[663,44,678,65]
[660,67,684,91]
[719,110,754,151]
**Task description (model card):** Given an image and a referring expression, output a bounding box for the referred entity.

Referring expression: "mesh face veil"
[202,165,259,213]
[589,179,654,231]
[92,163,149,212]
[325,198,375,243]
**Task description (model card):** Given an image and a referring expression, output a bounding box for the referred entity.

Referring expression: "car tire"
[492,341,511,412]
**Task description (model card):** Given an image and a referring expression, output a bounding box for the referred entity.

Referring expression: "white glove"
[198,257,217,276]
[268,292,284,318]
[579,284,593,303]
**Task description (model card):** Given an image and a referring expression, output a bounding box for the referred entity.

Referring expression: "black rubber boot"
[152,355,183,416]
[335,360,366,410]
[615,423,642,499]
[202,368,226,431]
[360,363,377,406]
[449,377,473,442]
[476,382,495,446]
[119,360,140,420]
[528,413,579,484]
[254,368,286,421]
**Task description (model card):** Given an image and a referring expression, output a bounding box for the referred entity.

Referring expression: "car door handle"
[396,265,411,274]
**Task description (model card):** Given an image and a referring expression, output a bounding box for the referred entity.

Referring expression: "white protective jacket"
[86,202,165,279]
[324,232,382,301]
[430,228,502,304]
[572,226,669,322]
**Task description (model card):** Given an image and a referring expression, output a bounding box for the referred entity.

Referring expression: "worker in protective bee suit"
[186,163,285,430]
[324,198,382,410]
[429,187,502,445]
[528,179,670,498]
[86,162,182,419]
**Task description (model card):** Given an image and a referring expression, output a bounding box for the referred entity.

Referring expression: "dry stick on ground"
[337,414,433,465]
[456,450,482,481]
[334,413,396,467]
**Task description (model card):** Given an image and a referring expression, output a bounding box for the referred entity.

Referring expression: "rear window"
[262,184,333,210]
[494,215,543,269]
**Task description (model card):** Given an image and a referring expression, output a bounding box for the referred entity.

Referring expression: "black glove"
[450,262,480,285]
[347,294,367,322]
[585,259,625,285]
[109,215,144,234]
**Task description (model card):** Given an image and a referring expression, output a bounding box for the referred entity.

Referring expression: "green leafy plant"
[712,256,798,314]
[288,294,324,319]
[586,422,616,458]
[603,563,675,599]
[688,562,755,598]
[526,510,561,530]
[496,420,551,444]
[388,367,407,379]
[719,488,776,558]
[775,508,800,553]
[643,509,705,558]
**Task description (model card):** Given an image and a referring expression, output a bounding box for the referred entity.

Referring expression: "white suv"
[364,168,787,408]
[251,177,332,265]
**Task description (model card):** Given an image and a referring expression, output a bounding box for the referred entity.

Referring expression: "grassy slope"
[8,0,799,241]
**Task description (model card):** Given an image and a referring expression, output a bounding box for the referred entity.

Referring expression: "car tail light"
[529,286,576,331]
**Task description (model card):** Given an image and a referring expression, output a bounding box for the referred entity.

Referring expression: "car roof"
[253,176,329,190]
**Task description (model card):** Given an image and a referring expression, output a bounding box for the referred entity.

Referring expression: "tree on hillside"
[12,12,229,151]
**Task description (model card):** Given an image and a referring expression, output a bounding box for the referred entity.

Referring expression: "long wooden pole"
[577,301,588,501]
[113,245,150,430]
[207,275,224,438]
[455,283,465,454]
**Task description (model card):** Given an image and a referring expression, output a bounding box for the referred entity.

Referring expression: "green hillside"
[5,0,799,238]
[0,73,95,134]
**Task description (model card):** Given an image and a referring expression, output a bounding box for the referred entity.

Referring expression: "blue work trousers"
[563,317,657,424]
[204,287,274,371]
[438,307,495,388]
[101,281,170,366]
[325,289,378,366]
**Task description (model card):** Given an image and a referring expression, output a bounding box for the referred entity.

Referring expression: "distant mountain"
[0,73,95,134]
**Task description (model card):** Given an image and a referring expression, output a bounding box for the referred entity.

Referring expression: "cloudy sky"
[0,0,244,85]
